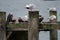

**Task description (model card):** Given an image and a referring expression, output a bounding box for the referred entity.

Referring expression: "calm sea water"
[0,0,60,21]
[39,30,60,40]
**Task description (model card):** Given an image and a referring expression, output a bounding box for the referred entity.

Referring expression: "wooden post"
[28,11,39,40]
[50,29,58,40]
[0,11,6,40]
[49,9,58,40]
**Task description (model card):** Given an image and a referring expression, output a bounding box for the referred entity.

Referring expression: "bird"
[39,15,44,22]
[49,7,57,11]
[21,15,28,22]
[4,13,13,31]
[25,4,36,11]
[18,17,24,23]
[49,15,56,22]
[6,13,13,25]
[7,13,13,23]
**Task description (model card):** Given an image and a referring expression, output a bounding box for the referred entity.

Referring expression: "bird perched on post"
[7,13,13,23]
[49,7,57,22]
[39,15,44,22]
[39,15,44,29]
[5,13,13,30]
[49,15,56,22]
[25,3,36,11]
[49,7,57,11]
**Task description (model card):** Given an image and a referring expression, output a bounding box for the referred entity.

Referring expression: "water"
[0,0,60,21]
[39,30,60,40]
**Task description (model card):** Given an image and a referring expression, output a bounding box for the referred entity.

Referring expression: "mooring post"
[49,8,58,40]
[0,11,6,40]
[50,29,58,40]
[28,11,39,40]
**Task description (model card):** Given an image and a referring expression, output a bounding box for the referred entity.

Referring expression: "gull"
[25,4,36,11]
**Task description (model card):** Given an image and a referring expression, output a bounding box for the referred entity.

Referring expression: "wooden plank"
[7,28,28,31]
[7,22,60,29]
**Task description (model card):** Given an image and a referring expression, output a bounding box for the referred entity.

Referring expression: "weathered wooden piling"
[28,11,39,40]
[0,12,6,26]
[49,8,58,40]
[50,29,58,40]
[0,11,6,40]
